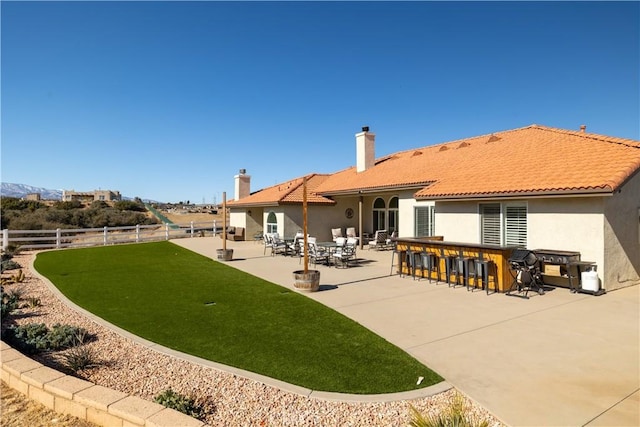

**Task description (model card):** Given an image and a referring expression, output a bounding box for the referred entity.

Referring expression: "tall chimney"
[234,169,250,200]
[580,124,586,133]
[356,126,375,172]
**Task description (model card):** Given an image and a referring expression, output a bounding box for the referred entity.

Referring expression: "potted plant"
[293,177,320,291]
[216,191,233,261]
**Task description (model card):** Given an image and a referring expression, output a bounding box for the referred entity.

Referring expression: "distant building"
[24,193,42,201]
[62,189,122,203]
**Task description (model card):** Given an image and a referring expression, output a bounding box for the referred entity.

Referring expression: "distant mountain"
[1,183,63,200]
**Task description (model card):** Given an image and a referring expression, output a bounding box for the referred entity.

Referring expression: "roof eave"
[416,187,615,201]
[319,182,433,197]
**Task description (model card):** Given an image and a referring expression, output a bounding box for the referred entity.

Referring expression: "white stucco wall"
[603,171,640,290]
[527,197,605,287]
[435,201,481,243]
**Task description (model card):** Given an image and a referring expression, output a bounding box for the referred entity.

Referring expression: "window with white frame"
[388,197,399,233]
[480,203,527,246]
[415,206,435,237]
[373,198,386,231]
[266,211,278,234]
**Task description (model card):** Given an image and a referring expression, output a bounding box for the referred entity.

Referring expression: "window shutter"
[415,206,434,237]
[505,205,527,247]
[481,204,501,245]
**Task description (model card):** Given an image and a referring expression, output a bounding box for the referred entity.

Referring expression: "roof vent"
[457,142,470,148]
[438,146,449,152]
[487,134,501,143]
[411,150,423,157]
[580,125,586,133]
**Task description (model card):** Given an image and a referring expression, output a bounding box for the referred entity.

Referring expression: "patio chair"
[263,233,274,255]
[270,233,287,256]
[308,242,330,267]
[335,237,346,247]
[288,232,304,256]
[334,237,357,268]
[298,237,317,263]
[368,230,388,250]
[346,227,357,238]
[331,228,343,242]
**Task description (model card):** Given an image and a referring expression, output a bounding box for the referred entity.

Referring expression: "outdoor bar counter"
[394,237,518,292]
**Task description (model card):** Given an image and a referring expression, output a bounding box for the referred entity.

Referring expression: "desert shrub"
[154,388,204,420]
[54,200,84,210]
[1,259,21,272]
[0,197,43,211]
[5,323,50,353]
[47,324,89,349]
[409,394,490,427]
[24,296,41,308]
[1,287,21,318]
[61,342,99,373]
[90,200,109,209]
[114,200,146,212]
[5,323,89,354]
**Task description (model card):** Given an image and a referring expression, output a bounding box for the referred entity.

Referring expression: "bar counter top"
[394,237,518,252]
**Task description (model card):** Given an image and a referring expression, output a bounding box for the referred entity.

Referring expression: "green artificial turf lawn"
[34,241,442,394]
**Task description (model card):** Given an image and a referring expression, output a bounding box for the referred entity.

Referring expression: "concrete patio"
[172,237,639,427]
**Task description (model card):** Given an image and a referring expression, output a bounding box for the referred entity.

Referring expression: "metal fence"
[1,221,220,251]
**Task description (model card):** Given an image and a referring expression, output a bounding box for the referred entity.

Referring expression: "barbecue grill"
[506,249,545,298]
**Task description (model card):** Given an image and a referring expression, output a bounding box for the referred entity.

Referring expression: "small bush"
[24,296,41,308]
[409,393,490,427]
[47,324,88,349]
[61,344,99,373]
[1,260,21,273]
[6,322,89,354]
[154,388,204,420]
[1,286,21,317]
[6,323,50,353]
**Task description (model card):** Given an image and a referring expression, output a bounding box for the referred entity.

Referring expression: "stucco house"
[228,124,640,292]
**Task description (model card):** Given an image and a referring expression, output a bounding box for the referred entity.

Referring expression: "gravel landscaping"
[2,251,505,426]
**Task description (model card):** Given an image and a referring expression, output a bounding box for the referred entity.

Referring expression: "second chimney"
[234,169,251,200]
[356,126,375,172]
[580,124,587,133]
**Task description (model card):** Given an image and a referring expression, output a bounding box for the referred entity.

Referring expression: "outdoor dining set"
[263,232,359,268]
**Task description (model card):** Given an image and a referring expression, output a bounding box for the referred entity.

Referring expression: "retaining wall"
[1,340,205,427]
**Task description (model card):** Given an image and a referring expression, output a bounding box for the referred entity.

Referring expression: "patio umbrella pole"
[222,191,227,252]
[216,192,233,261]
[303,177,308,273]
[292,176,320,291]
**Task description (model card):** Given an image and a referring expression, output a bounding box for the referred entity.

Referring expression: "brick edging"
[1,340,205,427]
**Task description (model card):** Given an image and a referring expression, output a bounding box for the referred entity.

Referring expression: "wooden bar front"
[394,237,517,292]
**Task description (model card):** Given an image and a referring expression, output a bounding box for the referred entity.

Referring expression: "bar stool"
[442,251,461,287]
[460,256,476,290]
[406,249,421,280]
[473,258,497,294]
[419,251,440,283]
[389,243,406,277]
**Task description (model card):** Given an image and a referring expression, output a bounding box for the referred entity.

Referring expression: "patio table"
[316,242,339,265]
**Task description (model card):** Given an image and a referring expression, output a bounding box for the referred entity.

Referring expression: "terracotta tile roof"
[228,174,335,207]
[316,125,640,199]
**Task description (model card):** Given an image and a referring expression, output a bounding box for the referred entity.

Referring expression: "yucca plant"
[409,393,490,427]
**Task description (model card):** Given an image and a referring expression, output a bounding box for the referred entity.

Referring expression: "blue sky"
[2,1,638,203]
